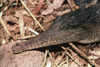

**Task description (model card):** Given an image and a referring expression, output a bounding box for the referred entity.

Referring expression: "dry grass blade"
[82,0,97,9]
[67,55,69,67]
[43,50,48,67]
[0,17,11,36]
[69,43,99,67]
[43,50,58,67]
[46,0,51,5]
[20,0,45,31]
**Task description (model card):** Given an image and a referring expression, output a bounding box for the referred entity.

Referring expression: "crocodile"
[12,0,100,53]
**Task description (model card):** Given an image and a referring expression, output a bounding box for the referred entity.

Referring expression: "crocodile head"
[12,1,100,53]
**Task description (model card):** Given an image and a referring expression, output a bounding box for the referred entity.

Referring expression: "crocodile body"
[12,1,100,53]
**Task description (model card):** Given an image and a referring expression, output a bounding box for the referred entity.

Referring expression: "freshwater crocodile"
[12,0,100,53]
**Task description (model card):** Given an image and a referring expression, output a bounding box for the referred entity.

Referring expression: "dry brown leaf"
[57,9,71,16]
[15,11,25,37]
[43,15,56,24]
[4,15,18,24]
[42,0,64,15]
[88,43,100,59]
[16,9,30,16]
[34,0,44,15]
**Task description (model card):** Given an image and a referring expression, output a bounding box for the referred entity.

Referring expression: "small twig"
[48,50,58,67]
[0,17,11,36]
[61,46,82,67]
[29,28,39,35]
[57,52,65,65]
[69,43,99,67]
[58,61,67,67]
[25,27,39,35]
[67,0,75,11]
[59,55,69,67]
[20,0,45,31]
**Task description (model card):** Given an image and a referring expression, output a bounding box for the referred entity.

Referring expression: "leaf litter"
[0,0,100,67]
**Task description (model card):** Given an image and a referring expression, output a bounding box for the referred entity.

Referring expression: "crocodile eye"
[60,24,72,31]
[16,44,19,46]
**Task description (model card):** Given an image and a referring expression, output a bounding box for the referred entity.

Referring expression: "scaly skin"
[12,1,100,53]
